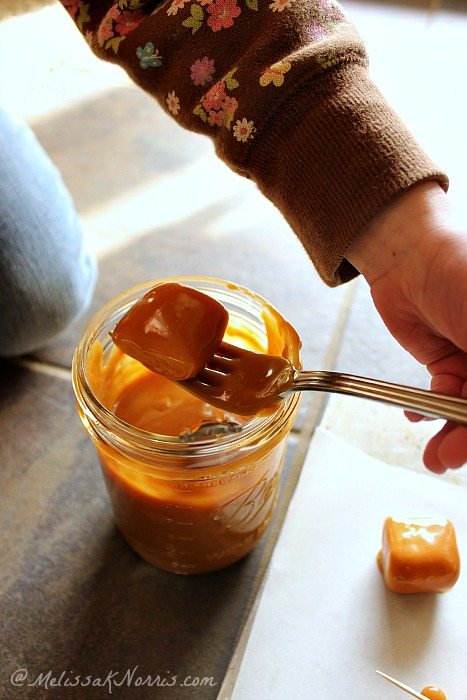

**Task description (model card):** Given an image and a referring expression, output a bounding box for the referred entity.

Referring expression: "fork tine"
[180,342,294,414]
[207,355,235,374]
[211,341,243,360]
[191,365,226,387]
[207,342,244,373]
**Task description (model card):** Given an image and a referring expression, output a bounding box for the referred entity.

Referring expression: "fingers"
[438,425,467,469]
[428,354,467,380]
[430,372,467,396]
[404,373,465,423]
[404,410,434,423]
[413,374,467,468]
[423,421,467,473]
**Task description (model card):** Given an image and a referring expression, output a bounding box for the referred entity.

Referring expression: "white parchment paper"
[232,427,467,699]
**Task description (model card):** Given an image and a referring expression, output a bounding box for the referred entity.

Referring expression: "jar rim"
[72,276,300,464]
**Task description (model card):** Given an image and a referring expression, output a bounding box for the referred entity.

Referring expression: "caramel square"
[378,517,460,593]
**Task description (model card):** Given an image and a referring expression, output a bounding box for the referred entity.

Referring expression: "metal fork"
[290,369,467,423]
[181,342,467,422]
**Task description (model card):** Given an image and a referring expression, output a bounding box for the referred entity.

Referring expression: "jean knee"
[0,250,97,357]
[0,108,98,356]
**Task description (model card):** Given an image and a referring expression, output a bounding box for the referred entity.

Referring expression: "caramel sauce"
[111,282,228,380]
[421,686,447,700]
[182,341,295,415]
[378,517,460,593]
[84,282,301,573]
[113,371,243,435]
[98,428,286,573]
[92,345,292,573]
[112,281,301,416]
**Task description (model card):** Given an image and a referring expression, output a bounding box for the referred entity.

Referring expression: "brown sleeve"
[60,0,448,286]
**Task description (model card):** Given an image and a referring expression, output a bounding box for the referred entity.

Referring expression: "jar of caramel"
[72,277,301,574]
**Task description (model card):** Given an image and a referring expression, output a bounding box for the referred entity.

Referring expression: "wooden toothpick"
[376,670,428,699]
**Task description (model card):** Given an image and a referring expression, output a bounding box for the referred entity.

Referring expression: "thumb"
[430,374,467,398]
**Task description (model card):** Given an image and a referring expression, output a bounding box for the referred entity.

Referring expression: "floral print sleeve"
[59,0,447,286]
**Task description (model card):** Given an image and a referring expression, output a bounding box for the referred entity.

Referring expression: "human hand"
[347,182,467,473]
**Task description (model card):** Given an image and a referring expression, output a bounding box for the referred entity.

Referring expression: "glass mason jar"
[72,277,301,574]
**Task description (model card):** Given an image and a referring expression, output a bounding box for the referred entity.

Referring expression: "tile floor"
[1,2,466,698]
[1,1,466,380]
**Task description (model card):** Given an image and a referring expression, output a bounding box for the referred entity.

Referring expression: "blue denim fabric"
[0,108,97,356]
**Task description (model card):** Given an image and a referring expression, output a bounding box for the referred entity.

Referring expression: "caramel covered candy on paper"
[377,517,460,593]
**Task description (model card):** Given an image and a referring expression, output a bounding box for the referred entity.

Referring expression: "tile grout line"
[11,279,359,400]
[217,278,359,700]
[12,357,72,381]
[10,282,359,700]
[289,277,359,435]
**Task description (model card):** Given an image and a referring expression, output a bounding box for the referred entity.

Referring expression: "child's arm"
[60,1,465,470]
[59,0,447,285]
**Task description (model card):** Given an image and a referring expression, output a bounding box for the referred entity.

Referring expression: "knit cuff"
[248,63,448,286]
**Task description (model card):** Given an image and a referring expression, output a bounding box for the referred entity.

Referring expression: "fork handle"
[289,370,467,424]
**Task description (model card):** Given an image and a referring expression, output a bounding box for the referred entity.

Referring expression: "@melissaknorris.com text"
[9,666,218,694]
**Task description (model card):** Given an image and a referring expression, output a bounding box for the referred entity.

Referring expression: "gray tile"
[32,204,348,371]
[0,1,52,21]
[0,362,314,700]
[332,277,430,388]
[27,60,349,376]
[31,87,208,215]
[348,0,432,10]
[347,0,467,222]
